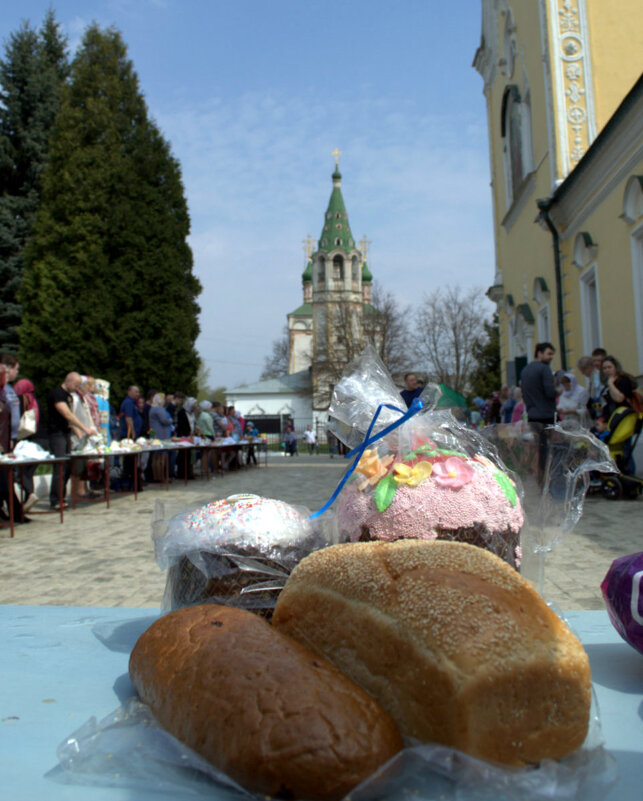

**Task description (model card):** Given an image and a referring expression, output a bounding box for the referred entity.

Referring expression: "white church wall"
[230,391,313,430]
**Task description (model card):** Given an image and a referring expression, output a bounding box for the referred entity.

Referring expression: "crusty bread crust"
[129,604,402,800]
[273,540,591,766]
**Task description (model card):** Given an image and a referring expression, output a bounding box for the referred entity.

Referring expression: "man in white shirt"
[303,424,319,455]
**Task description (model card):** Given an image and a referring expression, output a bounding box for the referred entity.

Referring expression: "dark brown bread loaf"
[129,604,402,800]
[273,539,592,766]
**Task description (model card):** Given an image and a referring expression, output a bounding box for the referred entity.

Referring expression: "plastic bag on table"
[153,494,339,618]
[56,686,617,801]
[320,346,525,569]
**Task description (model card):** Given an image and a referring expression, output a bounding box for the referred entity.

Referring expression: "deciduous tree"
[413,286,487,396]
[260,326,291,380]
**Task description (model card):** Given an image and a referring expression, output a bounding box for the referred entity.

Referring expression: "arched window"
[333,254,344,280]
[317,256,325,283]
[501,85,533,207]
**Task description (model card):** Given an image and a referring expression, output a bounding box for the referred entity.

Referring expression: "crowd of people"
[0,356,262,521]
[476,345,641,476]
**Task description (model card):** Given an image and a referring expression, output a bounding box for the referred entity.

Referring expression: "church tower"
[311,155,370,414]
[286,154,376,419]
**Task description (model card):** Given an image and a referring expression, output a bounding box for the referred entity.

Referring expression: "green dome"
[317,169,355,253]
[302,260,312,282]
[361,261,373,283]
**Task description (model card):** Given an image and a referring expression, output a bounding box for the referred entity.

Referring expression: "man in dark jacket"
[520,342,559,425]
[520,342,560,486]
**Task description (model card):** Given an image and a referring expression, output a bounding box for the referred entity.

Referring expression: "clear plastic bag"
[321,346,525,568]
[57,680,617,801]
[319,347,616,576]
[153,494,339,617]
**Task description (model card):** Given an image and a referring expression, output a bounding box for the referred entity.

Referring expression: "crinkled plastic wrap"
[153,494,338,617]
[56,665,617,801]
[481,423,616,553]
[601,551,643,655]
[325,347,525,569]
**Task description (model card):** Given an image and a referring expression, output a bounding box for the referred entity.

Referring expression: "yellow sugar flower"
[393,460,433,486]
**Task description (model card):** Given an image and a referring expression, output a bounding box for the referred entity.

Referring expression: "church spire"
[317,150,355,253]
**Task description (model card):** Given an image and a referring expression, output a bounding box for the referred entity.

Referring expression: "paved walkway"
[0,453,640,610]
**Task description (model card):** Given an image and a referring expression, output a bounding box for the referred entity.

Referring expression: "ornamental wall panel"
[548,0,597,179]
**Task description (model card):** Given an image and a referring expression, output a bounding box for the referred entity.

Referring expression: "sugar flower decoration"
[355,449,394,490]
[432,456,475,489]
[393,461,433,486]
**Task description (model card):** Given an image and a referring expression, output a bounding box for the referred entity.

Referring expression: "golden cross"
[331,147,342,166]
[302,234,315,260]
[358,235,371,260]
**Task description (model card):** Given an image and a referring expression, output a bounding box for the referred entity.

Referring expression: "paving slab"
[1,453,640,610]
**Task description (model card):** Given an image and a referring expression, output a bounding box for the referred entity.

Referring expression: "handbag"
[17,408,37,440]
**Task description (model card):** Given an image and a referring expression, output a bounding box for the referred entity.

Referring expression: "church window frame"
[317,256,326,284]
[579,263,602,355]
[333,254,344,280]
[501,84,533,209]
[334,237,342,247]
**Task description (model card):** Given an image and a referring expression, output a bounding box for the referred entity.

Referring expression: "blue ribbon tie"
[309,397,423,519]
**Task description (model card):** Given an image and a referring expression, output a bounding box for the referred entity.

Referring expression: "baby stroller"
[598,405,643,500]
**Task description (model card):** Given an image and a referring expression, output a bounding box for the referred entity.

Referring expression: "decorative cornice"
[549,0,597,178]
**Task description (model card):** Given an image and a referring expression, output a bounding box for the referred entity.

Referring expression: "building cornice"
[548,75,643,235]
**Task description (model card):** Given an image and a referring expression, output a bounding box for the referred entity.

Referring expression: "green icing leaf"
[374,473,398,512]
[401,445,440,461]
[438,448,468,458]
[494,470,517,507]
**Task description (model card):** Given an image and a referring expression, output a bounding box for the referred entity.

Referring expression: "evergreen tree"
[469,313,501,399]
[0,10,69,351]
[19,24,201,402]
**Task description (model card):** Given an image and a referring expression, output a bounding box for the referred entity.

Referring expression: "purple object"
[601,551,643,654]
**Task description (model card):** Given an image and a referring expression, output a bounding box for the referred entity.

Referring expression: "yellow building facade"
[474,0,643,383]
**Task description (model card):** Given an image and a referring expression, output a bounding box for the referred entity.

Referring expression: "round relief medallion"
[561,33,582,61]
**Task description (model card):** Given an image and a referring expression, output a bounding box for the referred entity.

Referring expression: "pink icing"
[337,464,524,542]
[432,456,475,489]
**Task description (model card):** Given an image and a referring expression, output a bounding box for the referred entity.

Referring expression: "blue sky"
[3,0,494,389]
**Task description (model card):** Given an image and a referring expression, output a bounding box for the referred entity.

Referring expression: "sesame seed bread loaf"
[129,604,402,800]
[272,540,591,766]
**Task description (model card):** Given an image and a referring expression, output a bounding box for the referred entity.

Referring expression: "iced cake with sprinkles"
[336,447,524,568]
[158,494,321,617]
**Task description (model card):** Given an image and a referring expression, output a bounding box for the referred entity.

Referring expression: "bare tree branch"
[260,326,290,379]
[413,286,488,395]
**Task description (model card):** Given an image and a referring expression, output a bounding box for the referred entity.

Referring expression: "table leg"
[19,465,24,523]
[9,465,15,538]
[133,453,138,500]
[165,451,169,490]
[105,458,110,509]
[183,450,188,485]
[71,460,77,510]
[59,462,64,524]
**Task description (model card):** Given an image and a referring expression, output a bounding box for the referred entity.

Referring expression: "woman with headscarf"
[197,400,216,476]
[556,372,589,427]
[71,377,99,499]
